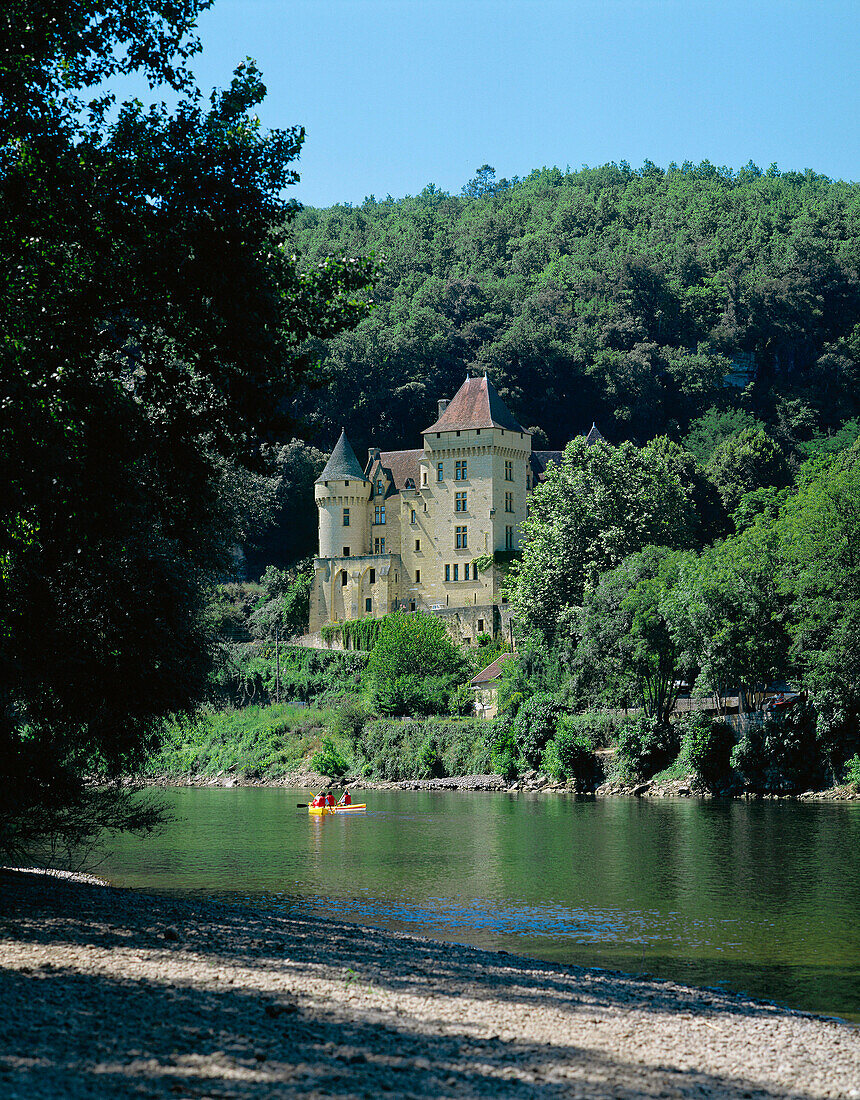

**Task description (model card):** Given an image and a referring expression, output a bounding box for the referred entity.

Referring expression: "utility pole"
[275,621,280,705]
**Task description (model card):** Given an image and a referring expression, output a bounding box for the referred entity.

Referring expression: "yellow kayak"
[308,803,367,816]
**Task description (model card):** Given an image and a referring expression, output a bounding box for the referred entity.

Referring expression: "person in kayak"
[311,791,327,808]
[338,789,352,806]
[325,792,337,808]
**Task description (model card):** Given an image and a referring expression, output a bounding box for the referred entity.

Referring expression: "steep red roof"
[376,449,422,493]
[424,375,526,434]
[470,650,515,687]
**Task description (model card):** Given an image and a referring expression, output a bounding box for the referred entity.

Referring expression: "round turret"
[316,478,370,558]
[315,429,371,559]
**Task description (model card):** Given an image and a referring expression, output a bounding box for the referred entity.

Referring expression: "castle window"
[415,538,421,552]
[343,507,350,526]
[415,569,421,582]
[453,564,459,581]
[455,460,468,480]
[455,525,467,548]
[477,618,484,633]
[365,598,372,612]
[340,570,348,585]
[476,429,480,435]
[374,504,386,524]
[505,460,513,481]
[377,479,384,495]
[343,547,350,557]
[437,462,444,482]
[410,601,416,611]
[345,480,349,486]
[505,525,514,549]
[405,477,415,489]
[445,564,450,582]
[456,430,460,436]
[505,492,514,513]
[455,491,466,512]
[421,470,427,486]
[374,536,385,554]
[464,562,470,581]
[411,509,416,524]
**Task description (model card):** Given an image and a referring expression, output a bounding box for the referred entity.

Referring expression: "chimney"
[437,398,450,418]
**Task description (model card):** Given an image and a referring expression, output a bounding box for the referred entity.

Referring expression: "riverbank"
[145,769,860,801]
[2,869,858,1099]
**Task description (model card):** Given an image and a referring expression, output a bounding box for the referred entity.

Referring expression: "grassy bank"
[145,704,497,782]
[145,705,347,780]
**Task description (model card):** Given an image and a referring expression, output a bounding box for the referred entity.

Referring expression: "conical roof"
[424,374,527,434]
[584,423,605,445]
[316,429,366,482]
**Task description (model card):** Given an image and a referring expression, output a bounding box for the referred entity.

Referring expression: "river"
[98,788,860,1023]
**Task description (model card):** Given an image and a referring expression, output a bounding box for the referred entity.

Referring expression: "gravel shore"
[1,869,858,1099]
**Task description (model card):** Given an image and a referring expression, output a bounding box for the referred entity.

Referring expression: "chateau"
[309,373,601,640]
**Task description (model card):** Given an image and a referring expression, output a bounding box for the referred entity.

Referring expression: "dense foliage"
[284,162,860,464]
[0,0,374,857]
[365,611,471,716]
[506,432,860,790]
[148,704,338,780]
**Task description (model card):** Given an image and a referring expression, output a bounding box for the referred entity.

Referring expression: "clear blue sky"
[155,0,860,206]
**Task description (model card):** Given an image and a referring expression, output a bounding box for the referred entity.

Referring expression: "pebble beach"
[1,868,859,1098]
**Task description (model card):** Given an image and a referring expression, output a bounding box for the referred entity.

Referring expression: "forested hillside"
[285,161,860,460]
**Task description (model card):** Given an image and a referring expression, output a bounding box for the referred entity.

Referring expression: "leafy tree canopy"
[0,0,374,859]
[509,436,695,641]
[283,160,860,461]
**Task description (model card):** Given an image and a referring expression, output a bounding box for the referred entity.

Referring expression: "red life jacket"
[340,792,352,806]
[326,793,336,807]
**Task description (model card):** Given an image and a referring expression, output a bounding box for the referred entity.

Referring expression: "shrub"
[357,717,495,781]
[367,612,469,716]
[146,703,340,779]
[844,754,860,789]
[330,694,369,751]
[513,693,563,769]
[417,737,444,778]
[371,672,464,718]
[732,705,826,793]
[541,716,599,789]
[491,725,519,782]
[560,711,619,749]
[310,736,350,779]
[679,715,735,793]
[615,716,681,780]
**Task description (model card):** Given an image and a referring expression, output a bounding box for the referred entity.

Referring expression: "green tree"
[366,612,468,717]
[251,562,314,640]
[576,545,692,725]
[684,406,765,463]
[0,1,374,859]
[777,442,860,767]
[244,439,327,576]
[671,521,791,713]
[706,427,790,512]
[509,437,695,641]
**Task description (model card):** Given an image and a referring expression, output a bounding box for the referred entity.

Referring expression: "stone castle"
[309,373,601,640]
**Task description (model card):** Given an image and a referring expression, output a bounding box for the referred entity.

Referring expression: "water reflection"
[99,790,860,1022]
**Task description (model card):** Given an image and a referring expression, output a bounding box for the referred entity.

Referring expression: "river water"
[98,788,860,1023]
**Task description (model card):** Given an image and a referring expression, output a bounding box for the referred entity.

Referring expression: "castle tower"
[314,428,370,559]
